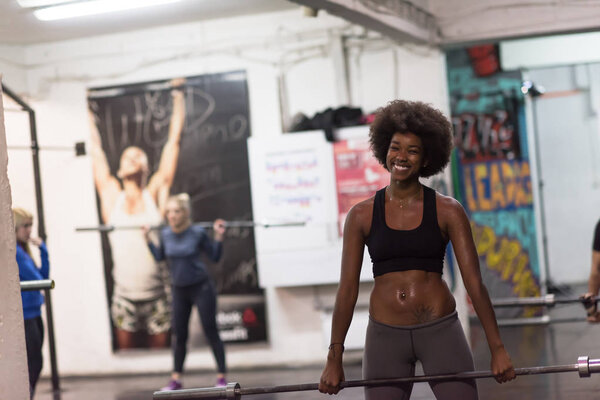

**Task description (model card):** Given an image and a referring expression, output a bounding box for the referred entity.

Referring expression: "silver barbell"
[8,142,86,156]
[75,220,306,232]
[20,279,55,291]
[152,355,600,400]
[491,294,598,308]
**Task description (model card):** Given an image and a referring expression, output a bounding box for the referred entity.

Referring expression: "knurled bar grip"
[152,356,600,400]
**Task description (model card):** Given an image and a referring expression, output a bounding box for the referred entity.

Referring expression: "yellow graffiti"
[464,168,478,211]
[471,222,541,317]
[464,161,533,212]
[474,165,492,211]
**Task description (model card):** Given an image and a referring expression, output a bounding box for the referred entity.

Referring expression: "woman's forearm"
[209,240,223,262]
[469,282,504,351]
[588,252,600,294]
[329,285,358,350]
[147,241,165,261]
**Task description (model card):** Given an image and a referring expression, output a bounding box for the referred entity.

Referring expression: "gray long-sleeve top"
[148,224,222,287]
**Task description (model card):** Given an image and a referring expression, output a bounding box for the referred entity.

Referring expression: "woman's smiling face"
[386,132,425,180]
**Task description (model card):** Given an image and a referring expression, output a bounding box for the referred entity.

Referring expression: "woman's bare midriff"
[369,270,456,326]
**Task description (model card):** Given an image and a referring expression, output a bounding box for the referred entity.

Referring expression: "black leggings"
[363,311,478,400]
[24,316,44,399]
[172,281,226,374]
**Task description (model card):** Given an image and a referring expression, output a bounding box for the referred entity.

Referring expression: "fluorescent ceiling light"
[33,0,182,21]
[17,0,73,7]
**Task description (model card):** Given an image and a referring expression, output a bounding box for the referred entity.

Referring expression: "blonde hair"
[167,193,191,220]
[13,207,33,229]
[13,207,33,255]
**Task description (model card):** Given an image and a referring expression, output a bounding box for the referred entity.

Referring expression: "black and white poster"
[87,71,267,351]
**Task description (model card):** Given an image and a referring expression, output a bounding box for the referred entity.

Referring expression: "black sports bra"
[365,185,448,277]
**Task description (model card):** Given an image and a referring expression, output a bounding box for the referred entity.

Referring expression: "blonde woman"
[14,207,49,399]
[144,193,228,390]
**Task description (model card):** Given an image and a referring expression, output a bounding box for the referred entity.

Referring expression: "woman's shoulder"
[434,191,468,222]
[433,190,461,207]
[15,245,27,257]
[350,195,375,216]
[15,245,32,264]
[344,195,375,235]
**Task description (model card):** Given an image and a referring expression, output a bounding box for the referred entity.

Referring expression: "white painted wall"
[347,43,450,115]
[501,34,600,284]
[501,32,600,71]
[524,65,600,284]
[0,46,27,94]
[2,9,451,376]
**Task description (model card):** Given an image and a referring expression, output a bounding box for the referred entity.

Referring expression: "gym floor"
[35,286,600,400]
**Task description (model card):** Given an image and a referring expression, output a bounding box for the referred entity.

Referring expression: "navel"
[397,289,407,301]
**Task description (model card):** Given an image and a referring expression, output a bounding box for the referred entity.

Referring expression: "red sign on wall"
[333,138,389,236]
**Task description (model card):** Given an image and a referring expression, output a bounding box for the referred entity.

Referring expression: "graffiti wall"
[446,48,542,318]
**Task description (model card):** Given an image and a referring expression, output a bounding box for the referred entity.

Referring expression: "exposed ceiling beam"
[432,0,600,46]
[288,0,439,44]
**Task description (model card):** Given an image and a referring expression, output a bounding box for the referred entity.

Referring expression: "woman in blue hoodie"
[14,207,49,399]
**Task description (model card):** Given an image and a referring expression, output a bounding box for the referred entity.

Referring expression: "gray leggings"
[363,311,478,400]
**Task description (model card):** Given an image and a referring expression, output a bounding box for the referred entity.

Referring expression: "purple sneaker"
[216,377,227,387]
[161,379,183,391]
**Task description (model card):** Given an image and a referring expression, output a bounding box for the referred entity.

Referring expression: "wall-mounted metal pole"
[43,287,60,395]
[6,83,59,395]
[20,280,60,395]
[1,84,46,241]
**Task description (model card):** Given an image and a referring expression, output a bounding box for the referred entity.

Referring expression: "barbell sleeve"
[20,279,55,291]
[152,355,600,400]
[152,383,241,400]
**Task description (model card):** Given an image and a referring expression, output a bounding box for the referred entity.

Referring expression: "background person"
[581,219,600,321]
[14,207,49,399]
[89,79,185,349]
[145,193,228,390]
[318,100,515,399]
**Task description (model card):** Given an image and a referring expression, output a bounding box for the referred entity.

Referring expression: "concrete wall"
[0,77,30,400]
